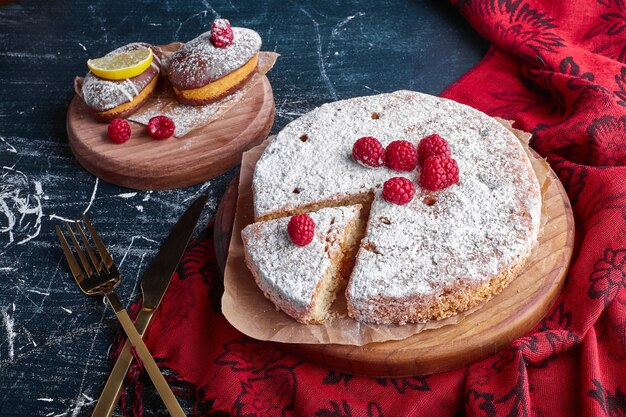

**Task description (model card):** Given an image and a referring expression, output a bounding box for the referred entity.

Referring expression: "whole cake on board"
[244,90,542,325]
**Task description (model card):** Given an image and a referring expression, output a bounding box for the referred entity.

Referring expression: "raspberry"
[382,177,415,205]
[107,119,131,144]
[147,115,175,140]
[417,134,451,165]
[352,136,385,167]
[419,155,459,191]
[385,140,418,171]
[287,213,315,246]
[210,19,234,48]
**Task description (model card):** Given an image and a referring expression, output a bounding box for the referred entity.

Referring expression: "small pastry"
[80,43,162,122]
[168,19,261,105]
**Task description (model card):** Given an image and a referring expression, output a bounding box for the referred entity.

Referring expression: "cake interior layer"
[97,75,159,118]
[257,192,374,222]
[255,193,375,319]
[173,53,259,102]
[306,211,365,323]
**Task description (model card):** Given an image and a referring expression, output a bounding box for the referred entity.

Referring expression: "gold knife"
[91,194,208,417]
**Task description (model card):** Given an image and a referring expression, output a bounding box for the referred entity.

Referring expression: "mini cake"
[81,43,162,122]
[242,205,363,324]
[167,20,262,105]
[251,90,542,325]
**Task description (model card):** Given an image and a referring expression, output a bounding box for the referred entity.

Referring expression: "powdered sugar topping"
[168,27,261,89]
[242,206,360,313]
[81,43,160,111]
[253,91,542,305]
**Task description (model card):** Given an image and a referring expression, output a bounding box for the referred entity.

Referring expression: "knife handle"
[105,293,186,417]
[91,310,153,417]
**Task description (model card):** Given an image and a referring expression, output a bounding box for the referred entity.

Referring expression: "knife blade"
[91,194,208,417]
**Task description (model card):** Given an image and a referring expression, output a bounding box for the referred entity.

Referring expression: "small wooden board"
[214,162,574,377]
[66,76,274,190]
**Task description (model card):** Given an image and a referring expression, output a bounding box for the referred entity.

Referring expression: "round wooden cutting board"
[214,162,574,377]
[66,76,274,190]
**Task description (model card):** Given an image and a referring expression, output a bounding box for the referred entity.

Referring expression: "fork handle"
[106,293,186,417]
[91,311,152,417]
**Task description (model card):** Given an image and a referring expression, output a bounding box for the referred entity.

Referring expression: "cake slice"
[242,205,363,324]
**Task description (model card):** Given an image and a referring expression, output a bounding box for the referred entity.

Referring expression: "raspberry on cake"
[210,19,234,48]
[167,20,262,105]
[417,133,451,165]
[419,155,459,191]
[242,206,364,324]
[386,140,419,171]
[352,136,385,167]
[287,213,315,246]
[80,43,163,122]
[382,177,415,205]
[251,90,542,325]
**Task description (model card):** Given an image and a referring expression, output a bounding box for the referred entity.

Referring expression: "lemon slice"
[87,47,153,80]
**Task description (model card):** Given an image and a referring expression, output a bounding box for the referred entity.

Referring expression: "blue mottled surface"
[0,1,487,415]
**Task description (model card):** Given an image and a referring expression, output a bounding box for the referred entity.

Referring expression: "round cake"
[251,90,542,325]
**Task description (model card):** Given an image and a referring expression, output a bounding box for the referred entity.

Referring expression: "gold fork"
[55,216,186,417]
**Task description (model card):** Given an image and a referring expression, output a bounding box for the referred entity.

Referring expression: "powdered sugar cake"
[250,90,542,324]
[168,27,262,105]
[242,205,363,324]
[81,43,163,122]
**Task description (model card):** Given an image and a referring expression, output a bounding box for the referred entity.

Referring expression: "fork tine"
[75,220,102,273]
[64,221,95,278]
[55,225,85,283]
[82,215,114,268]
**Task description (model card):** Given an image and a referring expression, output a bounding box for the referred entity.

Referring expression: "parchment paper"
[221,121,552,346]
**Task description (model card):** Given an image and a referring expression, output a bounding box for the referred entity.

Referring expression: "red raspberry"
[107,119,131,144]
[210,19,234,48]
[382,177,415,205]
[352,136,385,167]
[417,134,451,165]
[287,213,315,246]
[419,155,459,191]
[147,115,175,140]
[385,140,418,171]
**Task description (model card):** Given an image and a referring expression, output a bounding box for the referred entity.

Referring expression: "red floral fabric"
[111,1,626,415]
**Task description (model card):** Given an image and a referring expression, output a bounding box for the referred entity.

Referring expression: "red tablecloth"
[113,1,626,415]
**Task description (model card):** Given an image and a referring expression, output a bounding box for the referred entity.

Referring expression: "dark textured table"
[0,1,487,415]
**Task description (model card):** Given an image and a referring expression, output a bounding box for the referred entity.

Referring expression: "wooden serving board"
[214,161,574,377]
[66,76,274,190]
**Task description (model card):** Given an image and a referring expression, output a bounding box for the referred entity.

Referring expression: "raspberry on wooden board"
[107,118,132,144]
[147,115,175,140]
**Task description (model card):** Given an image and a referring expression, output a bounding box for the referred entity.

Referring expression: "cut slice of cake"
[241,205,363,324]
